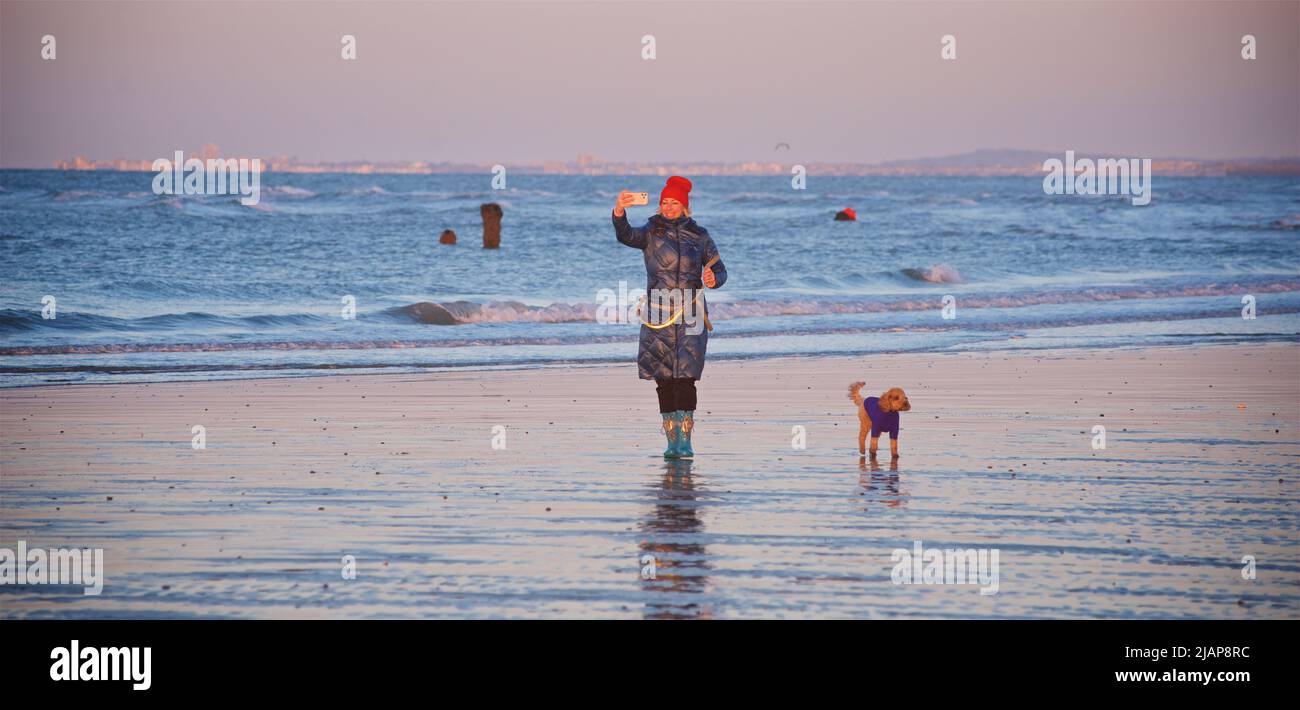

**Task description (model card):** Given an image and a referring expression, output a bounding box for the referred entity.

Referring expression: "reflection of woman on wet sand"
[636,460,712,619]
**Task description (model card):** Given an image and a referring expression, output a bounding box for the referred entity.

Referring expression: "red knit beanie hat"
[660,176,692,210]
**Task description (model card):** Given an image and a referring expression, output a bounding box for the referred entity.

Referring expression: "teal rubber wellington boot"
[675,410,695,458]
[661,412,681,458]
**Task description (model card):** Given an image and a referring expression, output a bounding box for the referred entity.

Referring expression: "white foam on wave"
[52,189,110,201]
[903,264,964,283]
[264,185,317,198]
[339,185,389,196]
[395,280,1300,326]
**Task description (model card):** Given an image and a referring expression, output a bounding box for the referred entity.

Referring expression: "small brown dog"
[847,382,911,458]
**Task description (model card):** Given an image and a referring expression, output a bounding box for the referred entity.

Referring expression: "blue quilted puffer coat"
[613,211,728,380]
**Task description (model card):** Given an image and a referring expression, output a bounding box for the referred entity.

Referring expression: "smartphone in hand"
[629,192,649,206]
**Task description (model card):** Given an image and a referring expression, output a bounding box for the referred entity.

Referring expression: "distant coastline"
[37,148,1300,177]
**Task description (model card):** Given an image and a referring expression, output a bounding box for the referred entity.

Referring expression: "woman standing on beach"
[613,176,728,459]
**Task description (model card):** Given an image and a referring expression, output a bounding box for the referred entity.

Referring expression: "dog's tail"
[847,381,866,408]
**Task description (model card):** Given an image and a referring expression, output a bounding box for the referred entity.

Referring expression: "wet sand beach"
[1,343,1297,619]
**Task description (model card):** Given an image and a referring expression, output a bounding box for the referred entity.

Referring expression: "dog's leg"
[890,437,899,460]
[868,435,879,459]
[858,421,867,455]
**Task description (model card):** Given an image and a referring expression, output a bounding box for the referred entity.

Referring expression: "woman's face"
[659,198,684,220]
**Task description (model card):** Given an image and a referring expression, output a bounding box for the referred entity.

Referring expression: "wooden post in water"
[481,203,502,249]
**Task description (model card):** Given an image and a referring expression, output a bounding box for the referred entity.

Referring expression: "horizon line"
[16,148,1300,178]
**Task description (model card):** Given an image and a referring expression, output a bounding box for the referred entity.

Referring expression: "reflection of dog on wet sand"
[847,382,911,458]
[859,462,904,509]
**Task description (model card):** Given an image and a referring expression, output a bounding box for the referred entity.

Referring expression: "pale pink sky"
[2,0,1297,167]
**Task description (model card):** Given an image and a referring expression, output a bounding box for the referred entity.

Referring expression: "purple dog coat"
[864,396,900,439]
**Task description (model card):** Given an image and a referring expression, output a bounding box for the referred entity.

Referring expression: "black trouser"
[655,378,697,414]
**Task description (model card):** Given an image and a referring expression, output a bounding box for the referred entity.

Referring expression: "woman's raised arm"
[612,190,648,249]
